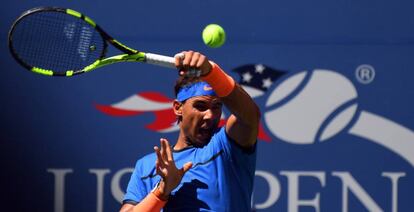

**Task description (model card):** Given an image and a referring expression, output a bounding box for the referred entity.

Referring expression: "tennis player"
[120,51,260,211]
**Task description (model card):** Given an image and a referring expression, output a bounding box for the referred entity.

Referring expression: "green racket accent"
[66,9,96,27]
[66,71,74,76]
[83,60,101,72]
[32,67,53,76]
[84,16,96,27]
[112,39,138,53]
[66,9,81,18]
[83,52,146,72]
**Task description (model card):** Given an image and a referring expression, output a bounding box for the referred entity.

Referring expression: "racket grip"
[145,53,178,69]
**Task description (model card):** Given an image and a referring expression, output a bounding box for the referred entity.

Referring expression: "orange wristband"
[132,192,167,212]
[202,61,235,97]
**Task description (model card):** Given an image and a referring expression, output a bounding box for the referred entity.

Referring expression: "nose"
[203,109,213,120]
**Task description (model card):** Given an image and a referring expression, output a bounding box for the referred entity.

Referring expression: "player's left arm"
[176,51,260,149]
[221,84,260,149]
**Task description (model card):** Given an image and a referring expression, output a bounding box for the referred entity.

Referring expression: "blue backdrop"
[1,0,413,211]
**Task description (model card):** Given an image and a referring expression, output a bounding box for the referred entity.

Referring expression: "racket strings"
[11,11,105,72]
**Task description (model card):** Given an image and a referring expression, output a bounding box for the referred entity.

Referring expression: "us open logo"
[263,69,413,166]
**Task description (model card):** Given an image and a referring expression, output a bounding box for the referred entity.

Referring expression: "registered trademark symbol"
[355,64,375,84]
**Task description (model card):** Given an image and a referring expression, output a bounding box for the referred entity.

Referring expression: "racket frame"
[8,7,176,77]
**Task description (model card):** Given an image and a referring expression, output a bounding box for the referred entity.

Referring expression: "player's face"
[180,95,222,147]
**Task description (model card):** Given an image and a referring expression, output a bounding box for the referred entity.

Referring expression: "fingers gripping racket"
[8,7,179,76]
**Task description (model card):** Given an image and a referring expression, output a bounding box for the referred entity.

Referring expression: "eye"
[193,102,208,111]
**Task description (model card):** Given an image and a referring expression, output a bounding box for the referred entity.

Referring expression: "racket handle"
[145,53,179,69]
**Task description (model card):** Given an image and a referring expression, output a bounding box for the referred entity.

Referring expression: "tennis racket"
[8,7,181,77]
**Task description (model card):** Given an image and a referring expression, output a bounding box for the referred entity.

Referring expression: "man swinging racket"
[120,51,260,212]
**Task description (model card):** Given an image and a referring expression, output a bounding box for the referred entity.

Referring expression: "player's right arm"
[120,139,192,212]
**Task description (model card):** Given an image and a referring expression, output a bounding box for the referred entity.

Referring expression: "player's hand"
[175,51,212,77]
[154,138,192,197]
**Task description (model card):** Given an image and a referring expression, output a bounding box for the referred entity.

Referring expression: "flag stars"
[234,63,285,92]
[255,64,265,74]
[242,72,253,83]
[262,78,273,89]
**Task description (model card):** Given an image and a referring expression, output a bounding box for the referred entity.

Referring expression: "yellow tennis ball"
[202,24,226,48]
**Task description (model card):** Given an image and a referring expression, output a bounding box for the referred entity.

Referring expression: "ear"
[173,100,183,116]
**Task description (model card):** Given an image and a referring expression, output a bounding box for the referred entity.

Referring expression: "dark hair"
[174,76,203,99]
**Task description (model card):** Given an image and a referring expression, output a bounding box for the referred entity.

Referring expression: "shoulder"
[134,152,156,166]
[211,126,257,154]
[132,152,157,177]
[211,127,227,141]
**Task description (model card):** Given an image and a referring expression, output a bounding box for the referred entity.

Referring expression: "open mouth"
[198,127,213,140]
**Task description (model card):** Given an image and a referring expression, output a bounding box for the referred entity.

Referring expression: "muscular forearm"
[222,84,260,126]
[202,62,260,147]
[222,84,260,147]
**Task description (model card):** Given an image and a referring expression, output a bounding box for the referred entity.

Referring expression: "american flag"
[233,64,286,98]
